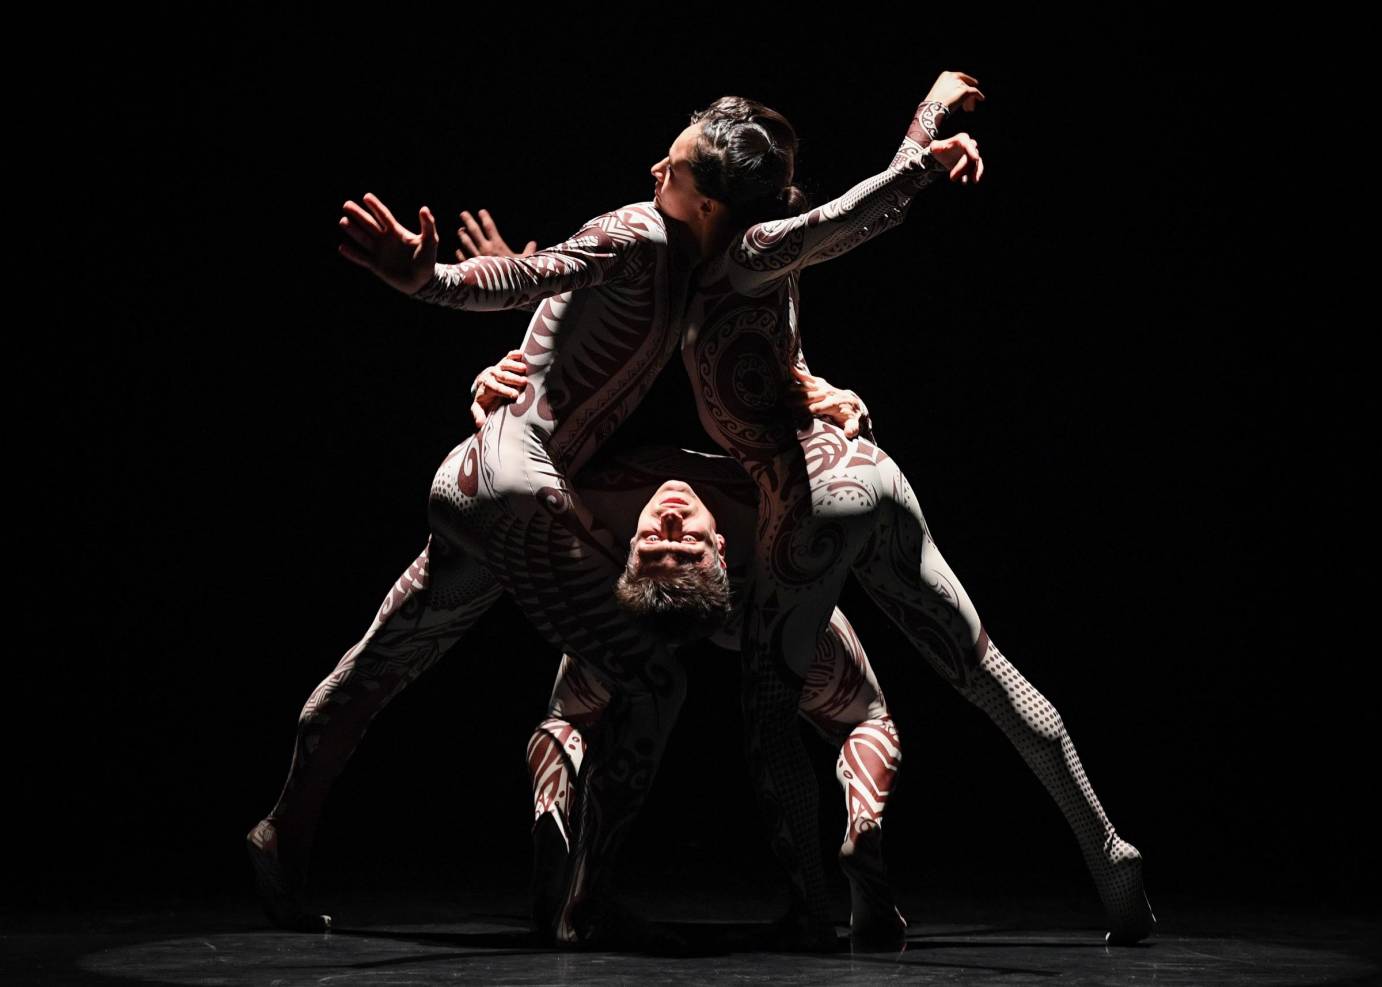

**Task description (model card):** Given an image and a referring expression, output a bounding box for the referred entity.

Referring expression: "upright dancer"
[634,80,1155,944]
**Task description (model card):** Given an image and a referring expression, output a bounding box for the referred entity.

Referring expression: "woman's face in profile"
[649,122,705,224]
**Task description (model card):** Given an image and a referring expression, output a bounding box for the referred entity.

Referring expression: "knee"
[528,717,587,775]
[836,718,902,779]
[297,661,359,727]
[963,644,1068,746]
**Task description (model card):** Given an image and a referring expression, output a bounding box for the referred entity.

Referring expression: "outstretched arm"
[418,208,645,312]
[729,71,985,293]
[339,193,645,312]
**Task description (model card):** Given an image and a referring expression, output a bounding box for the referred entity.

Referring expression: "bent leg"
[557,656,687,944]
[249,438,509,928]
[800,609,906,943]
[527,655,613,937]
[263,539,501,848]
[741,425,893,937]
[853,454,1155,944]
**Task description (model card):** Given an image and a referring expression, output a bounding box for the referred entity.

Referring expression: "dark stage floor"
[5,890,1378,985]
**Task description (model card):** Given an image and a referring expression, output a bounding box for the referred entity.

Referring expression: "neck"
[661,210,736,266]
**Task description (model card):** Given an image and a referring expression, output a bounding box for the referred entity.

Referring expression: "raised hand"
[929,133,984,185]
[924,71,985,113]
[338,193,439,294]
[789,365,872,440]
[456,208,538,261]
[470,348,529,429]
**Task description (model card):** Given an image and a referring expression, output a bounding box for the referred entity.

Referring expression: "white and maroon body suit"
[676,101,1153,940]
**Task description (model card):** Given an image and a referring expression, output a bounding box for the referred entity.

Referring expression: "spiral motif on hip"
[456,440,481,497]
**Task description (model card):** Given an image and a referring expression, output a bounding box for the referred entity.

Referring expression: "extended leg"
[853,455,1155,944]
[249,523,502,928]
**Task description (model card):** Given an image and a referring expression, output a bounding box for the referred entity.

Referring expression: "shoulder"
[573,202,668,247]
[725,214,810,282]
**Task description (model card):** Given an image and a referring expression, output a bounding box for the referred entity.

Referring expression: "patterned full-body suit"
[676,99,1154,942]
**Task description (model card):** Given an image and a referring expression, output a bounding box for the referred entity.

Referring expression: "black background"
[21,12,1359,921]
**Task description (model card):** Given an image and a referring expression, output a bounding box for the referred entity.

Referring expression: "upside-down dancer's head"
[650,96,811,233]
[615,480,731,643]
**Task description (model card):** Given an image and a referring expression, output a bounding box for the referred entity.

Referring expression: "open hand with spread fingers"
[456,208,538,260]
[338,193,439,294]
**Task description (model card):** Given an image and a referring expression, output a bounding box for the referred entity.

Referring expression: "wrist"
[905,100,949,149]
[411,265,447,301]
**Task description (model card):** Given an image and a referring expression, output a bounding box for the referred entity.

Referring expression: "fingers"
[843,413,860,439]
[958,150,983,185]
[459,210,485,244]
[338,215,376,252]
[479,371,523,394]
[948,135,981,184]
[342,200,385,236]
[362,192,398,230]
[458,230,479,258]
[418,205,438,244]
[505,348,525,361]
[460,209,526,257]
[471,401,487,430]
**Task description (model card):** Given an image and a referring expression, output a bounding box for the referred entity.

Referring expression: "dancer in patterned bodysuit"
[651,81,1155,944]
[250,189,886,942]
[250,195,688,936]
[519,443,905,944]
